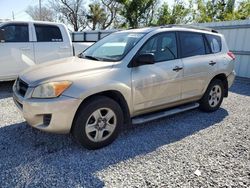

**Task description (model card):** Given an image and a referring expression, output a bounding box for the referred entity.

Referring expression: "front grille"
[16,78,29,97]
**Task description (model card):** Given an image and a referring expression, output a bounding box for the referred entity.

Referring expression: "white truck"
[0,21,96,81]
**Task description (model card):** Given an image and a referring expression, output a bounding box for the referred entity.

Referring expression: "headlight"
[32,81,72,98]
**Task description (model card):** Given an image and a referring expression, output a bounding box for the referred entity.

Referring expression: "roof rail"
[160,24,218,33]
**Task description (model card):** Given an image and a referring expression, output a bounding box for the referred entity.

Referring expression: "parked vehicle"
[71,30,118,55]
[0,21,92,81]
[13,25,236,149]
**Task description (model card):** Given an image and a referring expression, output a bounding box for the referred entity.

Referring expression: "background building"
[198,20,250,78]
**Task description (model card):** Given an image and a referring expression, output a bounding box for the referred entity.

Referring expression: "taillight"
[227,51,235,60]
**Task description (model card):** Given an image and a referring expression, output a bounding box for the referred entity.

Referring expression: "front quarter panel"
[62,66,133,115]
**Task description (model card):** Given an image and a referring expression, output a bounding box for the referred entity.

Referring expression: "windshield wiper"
[84,55,100,61]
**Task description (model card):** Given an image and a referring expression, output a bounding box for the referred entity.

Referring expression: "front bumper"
[227,71,236,88]
[13,87,82,134]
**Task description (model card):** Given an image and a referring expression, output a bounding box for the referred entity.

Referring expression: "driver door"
[132,32,183,114]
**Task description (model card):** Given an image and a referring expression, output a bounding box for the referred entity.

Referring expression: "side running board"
[132,103,200,124]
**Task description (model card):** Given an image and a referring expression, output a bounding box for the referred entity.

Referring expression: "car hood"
[19,57,114,86]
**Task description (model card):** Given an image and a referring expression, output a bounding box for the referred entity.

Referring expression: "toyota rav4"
[13,26,236,149]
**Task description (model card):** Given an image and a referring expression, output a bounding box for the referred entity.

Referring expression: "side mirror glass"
[134,53,155,67]
[0,29,5,42]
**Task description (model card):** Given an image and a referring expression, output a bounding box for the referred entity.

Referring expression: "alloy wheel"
[85,108,117,142]
[208,85,222,107]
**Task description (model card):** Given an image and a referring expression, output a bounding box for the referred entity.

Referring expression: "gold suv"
[13,26,236,149]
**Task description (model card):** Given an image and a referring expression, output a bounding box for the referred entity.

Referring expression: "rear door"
[33,24,71,64]
[0,23,34,80]
[132,32,183,113]
[205,33,224,69]
[179,31,217,100]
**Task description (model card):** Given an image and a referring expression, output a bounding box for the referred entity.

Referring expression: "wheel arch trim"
[71,90,131,132]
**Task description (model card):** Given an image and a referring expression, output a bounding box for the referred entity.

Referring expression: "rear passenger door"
[33,24,71,64]
[205,33,224,69]
[179,32,217,100]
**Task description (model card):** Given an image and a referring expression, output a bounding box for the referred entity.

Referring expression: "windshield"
[80,32,145,61]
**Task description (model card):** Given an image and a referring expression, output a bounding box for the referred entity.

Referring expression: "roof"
[118,27,157,34]
[117,24,219,35]
[0,20,65,26]
[160,24,218,33]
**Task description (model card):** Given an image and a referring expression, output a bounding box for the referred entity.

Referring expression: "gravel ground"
[0,78,249,187]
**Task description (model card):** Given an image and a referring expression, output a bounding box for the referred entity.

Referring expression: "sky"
[0,0,180,21]
[0,0,49,21]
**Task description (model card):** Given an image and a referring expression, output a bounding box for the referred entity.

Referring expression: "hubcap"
[209,85,222,107]
[85,108,117,142]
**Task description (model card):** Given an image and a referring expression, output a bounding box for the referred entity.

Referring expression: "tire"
[199,79,224,112]
[72,96,123,150]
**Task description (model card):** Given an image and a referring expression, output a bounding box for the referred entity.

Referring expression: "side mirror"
[0,29,5,42]
[133,53,155,67]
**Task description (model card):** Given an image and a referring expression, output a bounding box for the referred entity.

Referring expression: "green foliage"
[87,3,106,30]
[157,1,190,25]
[50,0,250,30]
[87,0,121,30]
[195,0,221,22]
[194,0,250,22]
[115,0,157,28]
[235,0,250,19]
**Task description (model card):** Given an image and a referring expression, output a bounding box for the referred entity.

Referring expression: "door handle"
[173,66,183,72]
[20,47,31,51]
[209,61,217,66]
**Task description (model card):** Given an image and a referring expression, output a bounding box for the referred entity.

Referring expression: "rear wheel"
[199,79,224,112]
[72,96,123,150]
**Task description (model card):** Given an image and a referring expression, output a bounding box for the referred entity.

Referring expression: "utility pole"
[39,0,41,20]
[12,11,15,20]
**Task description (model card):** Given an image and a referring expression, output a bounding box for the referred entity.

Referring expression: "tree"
[225,0,236,13]
[100,0,120,29]
[87,0,119,30]
[26,5,55,21]
[157,0,191,25]
[224,0,250,20]
[87,3,106,30]
[194,0,250,22]
[50,0,86,31]
[115,0,158,28]
[235,0,250,19]
[194,0,217,22]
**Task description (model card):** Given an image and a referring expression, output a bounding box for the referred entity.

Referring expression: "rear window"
[35,24,63,42]
[179,32,206,58]
[206,34,222,53]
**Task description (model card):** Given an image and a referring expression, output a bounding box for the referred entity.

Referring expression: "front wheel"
[72,96,123,150]
[199,79,224,112]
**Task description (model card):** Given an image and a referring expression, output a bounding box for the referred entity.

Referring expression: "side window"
[180,32,206,58]
[139,32,177,62]
[35,24,63,42]
[206,34,222,53]
[140,37,157,54]
[1,24,29,42]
